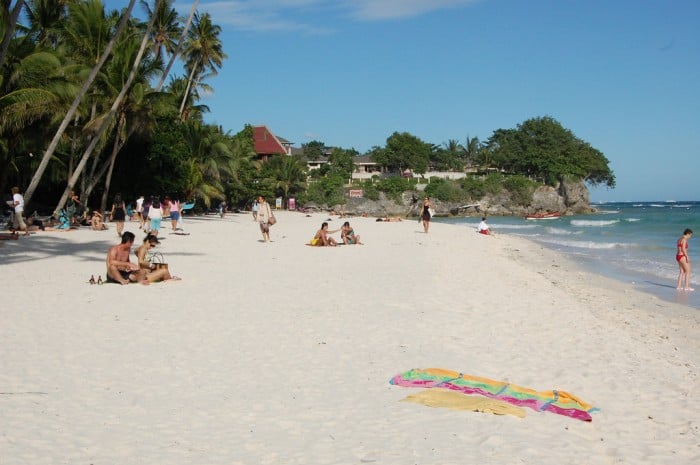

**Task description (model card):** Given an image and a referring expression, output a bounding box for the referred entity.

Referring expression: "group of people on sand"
[309,221,362,246]
[105,231,180,285]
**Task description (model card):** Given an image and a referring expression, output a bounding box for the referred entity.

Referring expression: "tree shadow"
[0,232,205,266]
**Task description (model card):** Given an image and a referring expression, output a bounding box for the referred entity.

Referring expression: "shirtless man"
[106,231,145,285]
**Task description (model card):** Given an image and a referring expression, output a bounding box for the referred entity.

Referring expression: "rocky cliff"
[328,179,594,217]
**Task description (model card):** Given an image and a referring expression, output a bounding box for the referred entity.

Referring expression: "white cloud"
[344,0,480,21]
[180,0,480,33]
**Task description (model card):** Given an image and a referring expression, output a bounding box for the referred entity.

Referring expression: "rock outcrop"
[323,179,594,217]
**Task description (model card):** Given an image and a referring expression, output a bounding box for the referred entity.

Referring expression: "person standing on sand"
[148,196,163,237]
[10,186,29,236]
[110,193,127,237]
[252,198,259,221]
[257,195,272,242]
[420,196,433,233]
[676,228,693,291]
[135,195,144,229]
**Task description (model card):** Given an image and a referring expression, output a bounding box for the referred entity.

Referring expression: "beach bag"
[150,252,168,271]
[268,206,277,226]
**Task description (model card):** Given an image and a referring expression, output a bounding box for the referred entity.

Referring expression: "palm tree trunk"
[179,64,198,120]
[54,0,163,213]
[0,0,24,69]
[23,0,138,208]
[84,125,136,199]
[99,114,125,211]
[156,0,199,91]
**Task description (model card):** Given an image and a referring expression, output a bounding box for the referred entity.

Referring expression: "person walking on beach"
[110,193,127,237]
[252,198,259,221]
[420,196,433,233]
[148,196,163,237]
[10,186,29,236]
[257,195,272,242]
[135,195,144,229]
[676,228,693,291]
[165,196,181,231]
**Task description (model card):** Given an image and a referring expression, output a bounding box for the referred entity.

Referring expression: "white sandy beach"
[1,211,698,464]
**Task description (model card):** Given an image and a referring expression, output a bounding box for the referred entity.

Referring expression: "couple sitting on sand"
[309,221,362,246]
[106,232,179,284]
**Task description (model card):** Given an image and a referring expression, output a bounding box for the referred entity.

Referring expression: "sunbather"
[309,222,339,246]
[341,221,362,245]
[135,233,180,283]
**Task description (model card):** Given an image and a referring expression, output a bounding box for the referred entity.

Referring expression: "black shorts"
[107,270,132,283]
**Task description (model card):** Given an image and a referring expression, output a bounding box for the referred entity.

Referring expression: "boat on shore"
[524,212,561,220]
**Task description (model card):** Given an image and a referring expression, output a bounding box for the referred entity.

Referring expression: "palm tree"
[179,11,225,120]
[464,135,481,169]
[23,0,138,207]
[154,0,198,91]
[0,0,24,68]
[180,121,234,206]
[140,0,180,67]
[53,0,163,212]
[265,155,307,202]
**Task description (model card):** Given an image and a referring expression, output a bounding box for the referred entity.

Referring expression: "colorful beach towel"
[403,388,526,418]
[390,368,597,422]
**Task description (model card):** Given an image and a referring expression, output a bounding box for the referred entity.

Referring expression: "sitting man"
[106,232,146,285]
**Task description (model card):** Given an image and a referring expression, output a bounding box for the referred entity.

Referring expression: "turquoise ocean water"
[439,201,700,310]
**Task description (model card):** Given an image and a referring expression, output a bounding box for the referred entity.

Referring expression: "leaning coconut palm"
[77,32,162,209]
[140,0,180,65]
[178,11,225,120]
[166,74,209,121]
[155,0,198,91]
[53,0,163,213]
[23,0,138,207]
[0,0,24,68]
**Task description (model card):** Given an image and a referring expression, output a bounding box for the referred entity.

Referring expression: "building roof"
[353,155,377,165]
[253,126,287,155]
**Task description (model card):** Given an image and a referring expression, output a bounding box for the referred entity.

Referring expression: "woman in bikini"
[340,221,362,245]
[676,228,693,291]
[309,222,338,246]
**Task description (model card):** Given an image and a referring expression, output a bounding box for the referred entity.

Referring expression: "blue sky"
[110,0,699,202]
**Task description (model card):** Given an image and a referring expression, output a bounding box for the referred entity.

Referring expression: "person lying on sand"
[376,217,402,222]
[309,222,339,246]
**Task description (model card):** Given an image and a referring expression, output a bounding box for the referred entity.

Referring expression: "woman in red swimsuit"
[676,228,693,291]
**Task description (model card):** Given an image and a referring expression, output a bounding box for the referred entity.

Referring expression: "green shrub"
[503,175,535,205]
[483,173,504,195]
[424,177,462,202]
[306,174,346,206]
[376,177,414,202]
[358,180,380,201]
[460,176,485,200]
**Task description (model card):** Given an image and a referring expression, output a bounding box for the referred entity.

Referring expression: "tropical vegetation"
[1,1,615,215]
